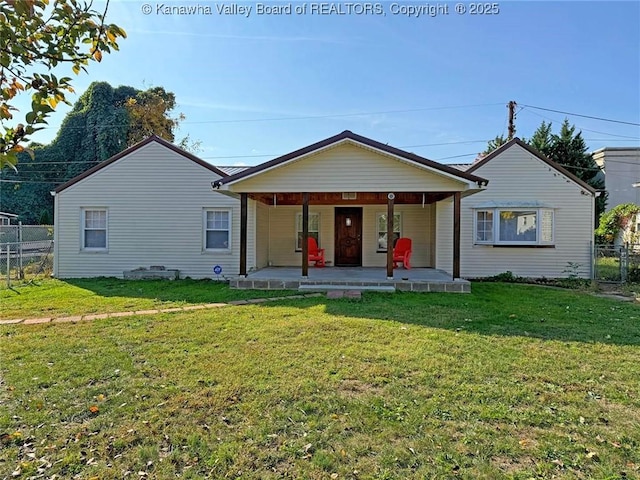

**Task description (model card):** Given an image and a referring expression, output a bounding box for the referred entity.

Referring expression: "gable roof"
[54,135,227,194]
[467,137,597,194]
[214,130,488,188]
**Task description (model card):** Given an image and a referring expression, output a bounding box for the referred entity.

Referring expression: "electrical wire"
[521,104,640,127]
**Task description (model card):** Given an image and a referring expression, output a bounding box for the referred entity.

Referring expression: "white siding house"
[461,139,596,278]
[592,147,640,208]
[53,133,596,281]
[53,136,257,279]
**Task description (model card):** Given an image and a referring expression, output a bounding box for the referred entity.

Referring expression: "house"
[592,147,640,208]
[53,132,596,282]
[0,212,18,226]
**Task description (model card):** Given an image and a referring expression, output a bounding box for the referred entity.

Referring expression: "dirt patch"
[337,379,382,398]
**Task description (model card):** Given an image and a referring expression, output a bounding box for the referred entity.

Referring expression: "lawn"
[0,278,293,319]
[1,280,639,479]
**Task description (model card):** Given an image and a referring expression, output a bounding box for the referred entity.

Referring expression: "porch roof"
[213,130,488,193]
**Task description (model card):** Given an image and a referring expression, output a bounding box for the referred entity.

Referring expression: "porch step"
[298,284,396,292]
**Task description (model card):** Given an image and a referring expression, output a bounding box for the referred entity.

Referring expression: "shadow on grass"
[63,277,295,303]
[287,283,640,347]
[63,278,640,347]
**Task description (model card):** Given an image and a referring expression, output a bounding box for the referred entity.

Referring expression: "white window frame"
[81,208,108,252]
[295,212,320,251]
[376,212,402,252]
[203,208,232,252]
[474,208,555,246]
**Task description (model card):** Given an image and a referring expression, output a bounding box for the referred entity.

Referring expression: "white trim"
[80,208,108,252]
[376,212,402,252]
[473,207,555,246]
[295,212,320,251]
[203,208,232,252]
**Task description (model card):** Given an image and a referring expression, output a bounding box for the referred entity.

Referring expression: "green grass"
[0,278,293,319]
[595,256,622,282]
[1,282,639,479]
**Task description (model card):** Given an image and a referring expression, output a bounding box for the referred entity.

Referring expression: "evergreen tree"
[483,119,607,218]
[481,135,507,155]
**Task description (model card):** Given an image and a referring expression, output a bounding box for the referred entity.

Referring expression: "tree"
[481,135,507,155]
[527,120,552,153]
[0,82,189,223]
[483,119,607,218]
[0,0,126,169]
[124,86,182,146]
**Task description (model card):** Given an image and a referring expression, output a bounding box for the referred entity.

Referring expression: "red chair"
[393,237,412,269]
[308,237,326,267]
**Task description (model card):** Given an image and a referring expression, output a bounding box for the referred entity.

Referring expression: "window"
[82,209,107,250]
[474,208,554,245]
[296,213,319,250]
[377,213,401,251]
[204,209,231,250]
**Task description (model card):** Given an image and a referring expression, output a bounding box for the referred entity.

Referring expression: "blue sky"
[20,0,640,166]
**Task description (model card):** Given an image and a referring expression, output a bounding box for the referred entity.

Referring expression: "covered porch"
[213,130,489,286]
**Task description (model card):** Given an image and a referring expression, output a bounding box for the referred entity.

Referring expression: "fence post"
[18,221,23,280]
[5,245,10,288]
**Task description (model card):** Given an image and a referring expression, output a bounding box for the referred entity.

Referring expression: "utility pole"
[507,101,517,140]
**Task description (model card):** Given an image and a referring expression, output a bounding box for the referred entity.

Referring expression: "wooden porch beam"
[387,193,395,279]
[453,191,461,279]
[302,192,309,278]
[240,193,248,277]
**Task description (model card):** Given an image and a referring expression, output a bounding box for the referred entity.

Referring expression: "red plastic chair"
[393,237,412,269]
[308,237,326,267]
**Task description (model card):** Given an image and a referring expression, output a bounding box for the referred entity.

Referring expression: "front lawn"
[1,282,639,479]
[0,278,292,319]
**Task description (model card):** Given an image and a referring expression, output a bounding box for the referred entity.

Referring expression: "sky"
[14,0,640,166]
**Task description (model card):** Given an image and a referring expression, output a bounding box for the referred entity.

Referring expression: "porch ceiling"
[248,191,454,205]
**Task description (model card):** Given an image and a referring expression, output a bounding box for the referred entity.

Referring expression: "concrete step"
[298,284,396,292]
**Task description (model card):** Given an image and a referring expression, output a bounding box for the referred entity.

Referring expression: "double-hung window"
[296,213,319,250]
[474,206,554,246]
[377,213,402,251]
[204,209,231,250]
[82,208,108,251]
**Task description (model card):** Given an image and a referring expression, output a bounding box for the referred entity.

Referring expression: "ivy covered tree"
[0,0,126,168]
[0,81,188,223]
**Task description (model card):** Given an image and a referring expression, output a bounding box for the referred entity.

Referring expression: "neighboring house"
[0,212,18,226]
[53,132,596,280]
[592,147,640,208]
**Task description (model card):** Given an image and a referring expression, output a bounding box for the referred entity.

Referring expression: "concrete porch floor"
[230,267,470,293]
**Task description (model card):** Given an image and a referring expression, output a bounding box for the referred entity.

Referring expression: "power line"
[520,108,640,140]
[30,103,506,131]
[521,104,640,127]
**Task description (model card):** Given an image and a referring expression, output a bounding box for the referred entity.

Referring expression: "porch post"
[453,191,461,279]
[240,193,248,277]
[386,193,395,279]
[302,192,309,278]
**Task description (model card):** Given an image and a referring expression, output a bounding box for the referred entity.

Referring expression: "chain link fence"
[594,243,640,284]
[0,224,54,285]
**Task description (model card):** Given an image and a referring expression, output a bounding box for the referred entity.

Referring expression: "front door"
[335,207,362,266]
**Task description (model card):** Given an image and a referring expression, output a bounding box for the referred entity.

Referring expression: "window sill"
[80,249,108,253]
[376,250,389,254]
[202,249,232,254]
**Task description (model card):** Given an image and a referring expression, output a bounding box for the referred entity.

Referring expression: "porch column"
[240,193,248,277]
[386,193,395,279]
[301,192,309,278]
[453,191,461,279]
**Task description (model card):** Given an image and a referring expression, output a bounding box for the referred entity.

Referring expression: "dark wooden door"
[335,207,362,266]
